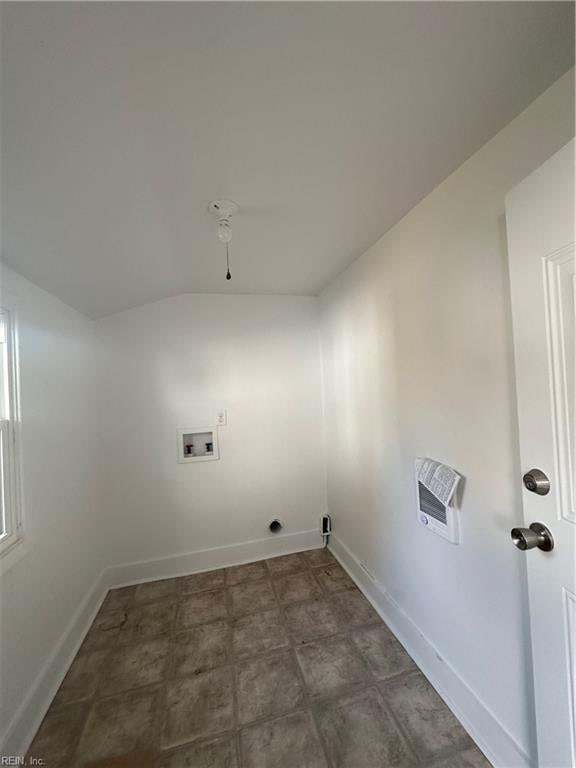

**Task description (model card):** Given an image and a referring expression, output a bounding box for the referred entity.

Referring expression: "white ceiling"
[1,2,573,318]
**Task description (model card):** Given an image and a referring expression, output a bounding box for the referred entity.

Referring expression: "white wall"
[0,285,326,752]
[96,294,325,567]
[319,70,574,766]
[1,65,572,766]
[0,266,102,749]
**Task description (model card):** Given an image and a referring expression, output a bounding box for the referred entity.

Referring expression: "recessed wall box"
[177,427,220,463]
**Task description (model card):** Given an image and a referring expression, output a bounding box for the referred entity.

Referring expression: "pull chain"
[226,242,231,280]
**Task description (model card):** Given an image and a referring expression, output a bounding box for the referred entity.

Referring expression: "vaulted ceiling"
[1,2,573,317]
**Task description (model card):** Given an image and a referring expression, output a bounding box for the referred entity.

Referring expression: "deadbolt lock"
[523,468,550,495]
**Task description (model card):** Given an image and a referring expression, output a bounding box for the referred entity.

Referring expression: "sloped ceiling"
[1,2,574,317]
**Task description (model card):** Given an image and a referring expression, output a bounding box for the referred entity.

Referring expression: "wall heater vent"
[415,459,461,544]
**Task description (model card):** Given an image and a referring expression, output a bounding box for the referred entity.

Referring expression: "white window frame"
[0,307,23,556]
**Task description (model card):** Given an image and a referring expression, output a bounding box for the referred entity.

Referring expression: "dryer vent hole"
[269,519,283,533]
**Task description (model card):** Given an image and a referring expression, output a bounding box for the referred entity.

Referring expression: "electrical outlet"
[215,409,227,426]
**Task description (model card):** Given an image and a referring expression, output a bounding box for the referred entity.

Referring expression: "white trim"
[329,533,533,768]
[542,243,575,524]
[0,569,108,758]
[0,306,24,559]
[562,588,576,764]
[0,527,321,757]
[107,528,320,587]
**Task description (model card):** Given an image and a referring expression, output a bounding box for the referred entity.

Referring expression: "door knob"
[511,522,554,552]
[523,469,550,495]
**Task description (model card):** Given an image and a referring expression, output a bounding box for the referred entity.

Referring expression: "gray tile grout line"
[288,616,335,768]
[33,550,485,767]
[41,555,381,765]
[284,565,395,768]
[374,684,425,767]
[225,568,242,768]
[70,582,183,764]
[154,579,183,757]
[64,588,144,766]
[227,561,246,768]
[231,555,385,767]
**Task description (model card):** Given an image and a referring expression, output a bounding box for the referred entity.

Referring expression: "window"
[0,307,23,555]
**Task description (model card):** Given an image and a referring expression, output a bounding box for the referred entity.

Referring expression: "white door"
[506,139,575,768]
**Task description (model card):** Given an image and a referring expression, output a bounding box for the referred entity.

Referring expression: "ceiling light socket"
[208,200,239,221]
[208,200,239,282]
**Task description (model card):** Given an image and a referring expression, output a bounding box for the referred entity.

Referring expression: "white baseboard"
[106,528,320,588]
[1,569,109,759]
[1,527,321,758]
[329,533,533,768]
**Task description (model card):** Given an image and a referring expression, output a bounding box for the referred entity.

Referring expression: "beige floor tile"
[100,586,136,613]
[162,667,234,749]
[302,549,337,568]
[181,568,226,594]
[171,620,230,676]
[236,651,305,724]
[283,598,340,642]
[77,688,159,764]
[176,589,228,629]
[331,588,380,628]
[160,734,238,768]
[83,609,127,651]
[27,702,89,767]
[432,746,493,768]
[241,711,328,768]
[352,624,417,680]
[381,671,473,761]
[274,571,322,605]
[315,687,416,768]
[226,561,268,586]
[134,578,180,604]
[98,637,170,696]
[53,648,110,706]
[120,601,176,644]
[314,564,354,594]
[296,635,371,699]
[232,608,289,659]
[229,580,277,617]
[266,553,308,577]
[28,553,491,768]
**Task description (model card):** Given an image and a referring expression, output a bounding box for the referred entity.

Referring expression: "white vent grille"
[417,481,447,524]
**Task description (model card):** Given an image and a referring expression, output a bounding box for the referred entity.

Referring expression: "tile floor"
[26,549,493,768]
